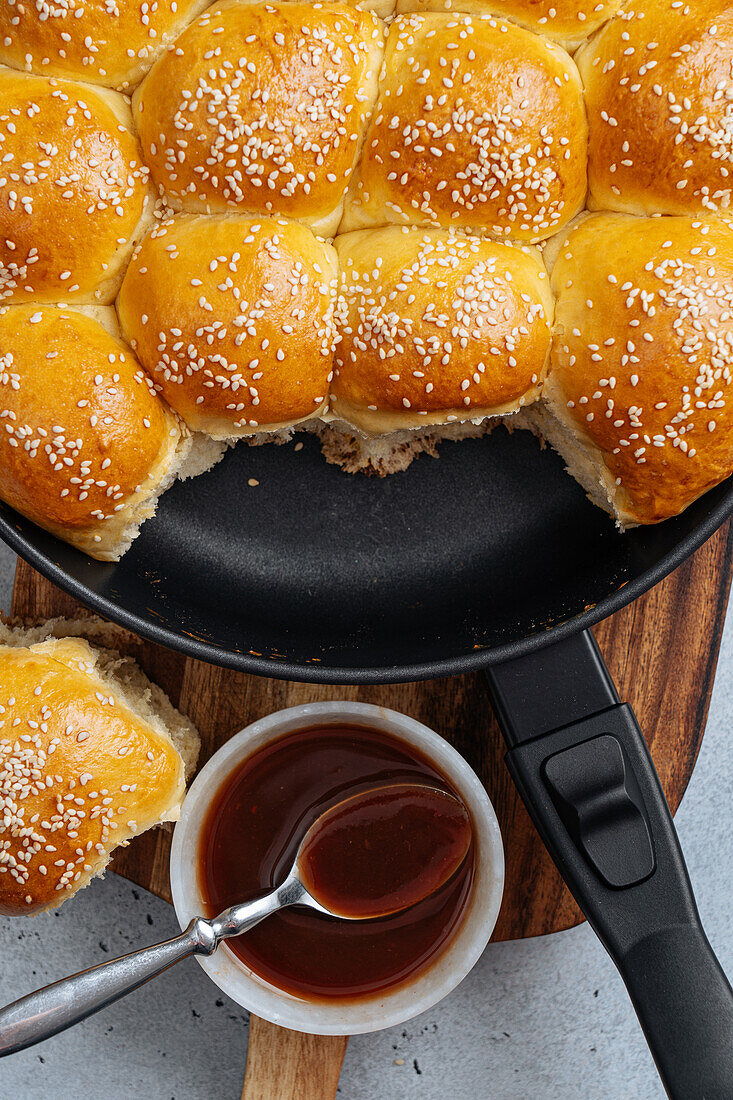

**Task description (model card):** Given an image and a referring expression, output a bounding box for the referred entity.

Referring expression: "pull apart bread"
[0,0,729,556]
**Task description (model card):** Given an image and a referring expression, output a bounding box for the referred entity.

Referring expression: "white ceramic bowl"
[170,701,505,1035]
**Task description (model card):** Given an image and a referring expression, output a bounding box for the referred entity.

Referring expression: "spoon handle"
[0,917,215,1057]
[0,882,298,1058]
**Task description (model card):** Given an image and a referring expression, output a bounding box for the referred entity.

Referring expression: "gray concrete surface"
[0,542,730,1099]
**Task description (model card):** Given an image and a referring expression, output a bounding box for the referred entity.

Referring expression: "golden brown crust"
[117,213,338,436]
[578,0,733,218]
[353,0,396,16]
[340,13,588,241]
[133,1,385,236]
[0,69,154,304]
[332,226,553,432]
[395,0,623,48]
[0,304,184,557]
[0,0,212,92]
[546,213,733,525]
[0,635,188,915]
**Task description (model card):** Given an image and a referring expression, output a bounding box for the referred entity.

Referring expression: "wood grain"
[241,1019,348,1100]
[9,525,733,1098]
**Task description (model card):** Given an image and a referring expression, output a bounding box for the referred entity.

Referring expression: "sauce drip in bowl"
[199,725,475,1001]
[299,783,471,919]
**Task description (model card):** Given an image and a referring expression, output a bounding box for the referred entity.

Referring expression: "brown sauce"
[199,725,475,1000]
[299,784,471,920]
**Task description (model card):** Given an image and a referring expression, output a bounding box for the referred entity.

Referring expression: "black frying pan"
[2,424,733,680]
[2,423,733,1097]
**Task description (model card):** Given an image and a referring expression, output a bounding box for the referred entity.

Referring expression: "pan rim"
[1,480,732,684]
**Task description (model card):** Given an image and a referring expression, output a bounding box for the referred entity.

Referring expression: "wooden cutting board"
[10,523,733,1099]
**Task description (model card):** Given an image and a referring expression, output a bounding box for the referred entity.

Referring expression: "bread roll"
[0,304,189,558]
[0,0,211,92]
[340,13,587,241]
[0,68,154,304]
[538,212,733,526]
[133,1,385,236]
[0,620,199,915]
[395,0,622,48]
[331,226,552,433]
[118,213,337,438]
[578,0,733,217]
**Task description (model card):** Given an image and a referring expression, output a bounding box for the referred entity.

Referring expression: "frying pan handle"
[485,629,733,1100]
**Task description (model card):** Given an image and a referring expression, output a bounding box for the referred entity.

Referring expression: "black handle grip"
[486,630,733,1100]
[621,924,733,1098]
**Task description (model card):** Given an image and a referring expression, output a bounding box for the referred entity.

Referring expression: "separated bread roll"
[0,0,211,92]
[578,0,733,217]
[0,69,154,304]
[538,213,733,526]
[340,13,587,241]
[133,1,385,236]
[331,226,552,434]
[0,620,200,915]
[395,0,622,48]
[117,214,337,438]
[0,304,189,558]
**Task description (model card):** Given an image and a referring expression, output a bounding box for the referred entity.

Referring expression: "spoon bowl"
[296,783,472,920]
[187,782,473,949]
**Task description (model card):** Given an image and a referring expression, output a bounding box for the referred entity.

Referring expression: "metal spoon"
[0,783,469,1057]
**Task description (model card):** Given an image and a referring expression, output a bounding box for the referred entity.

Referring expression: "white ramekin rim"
[170,700,505,1035]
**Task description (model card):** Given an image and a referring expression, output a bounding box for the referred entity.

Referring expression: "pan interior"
[1,425,731,676]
